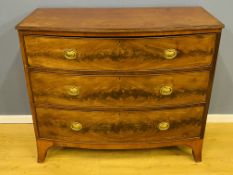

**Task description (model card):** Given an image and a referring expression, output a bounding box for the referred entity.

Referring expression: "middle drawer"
[30,70,210,108]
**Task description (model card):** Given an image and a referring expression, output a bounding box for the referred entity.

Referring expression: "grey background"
[0,0,232,115]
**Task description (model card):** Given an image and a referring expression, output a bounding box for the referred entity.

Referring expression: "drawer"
[25,34,216,71]
[36,106,204,143]
[30,71,210,108]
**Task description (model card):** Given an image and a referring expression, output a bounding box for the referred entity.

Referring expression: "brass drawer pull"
[157,122,170,131]
[71,122,83,131]
[67,86,80,96]
[164,49,177,60]
[64,49,77,60]
[160,85,173,96]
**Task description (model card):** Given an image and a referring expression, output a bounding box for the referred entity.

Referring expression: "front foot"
[187,139,203,162]
[36,139,54,163]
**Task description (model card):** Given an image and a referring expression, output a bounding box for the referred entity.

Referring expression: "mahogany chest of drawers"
[16,7,224,162]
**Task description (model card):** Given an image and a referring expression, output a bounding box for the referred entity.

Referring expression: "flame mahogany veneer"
[16,7,224,162]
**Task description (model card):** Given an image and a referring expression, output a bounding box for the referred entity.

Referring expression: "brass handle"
[157,122,170,131]
[67,86,80,96]
[164,49,177,60]
[71,122,82,131]
[160,86,173,96]
[64,49,77,60]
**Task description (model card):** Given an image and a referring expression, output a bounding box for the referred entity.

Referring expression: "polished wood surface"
[25,34,216,71]
[30,71,210,108]
[200,33,222,138]
[18,31,40,139]
[36,106,203,143]
[16,7,223,162]
[36,139,54,163]
[1,123,233,174]
[16,7,224,35]
[190,139,203,162]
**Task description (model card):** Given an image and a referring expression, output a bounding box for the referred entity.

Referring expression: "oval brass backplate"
[160,86,173,96]
[64,49,77,60]
[157,122,170,131]
[71,122,82,131]
[164,48,177,60]
[67,86,80,96]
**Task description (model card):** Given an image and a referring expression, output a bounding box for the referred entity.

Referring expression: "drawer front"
[36,106,204,143]
[30,71,210,108]
[25,34,216,71]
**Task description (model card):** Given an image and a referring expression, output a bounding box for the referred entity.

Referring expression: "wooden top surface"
[16,7,224,33]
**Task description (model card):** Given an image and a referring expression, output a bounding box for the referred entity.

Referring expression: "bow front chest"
[16,7,224,162]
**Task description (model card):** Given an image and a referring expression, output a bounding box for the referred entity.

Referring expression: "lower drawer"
[36,106,204,144]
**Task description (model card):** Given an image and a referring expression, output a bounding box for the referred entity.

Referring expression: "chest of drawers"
[16,7,224,162]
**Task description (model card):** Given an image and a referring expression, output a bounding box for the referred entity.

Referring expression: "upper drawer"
[24,34,216,71]
[30,70,210,108]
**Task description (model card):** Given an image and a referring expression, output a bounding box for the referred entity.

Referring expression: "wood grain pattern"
[36,106,204,144]
[16,7,224,162]
[30,70,210,108]
[16,7,224,34]
[200,33,222,139]
[25,34,216,71]
[17,31,40,138]
[20,29,223,38]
